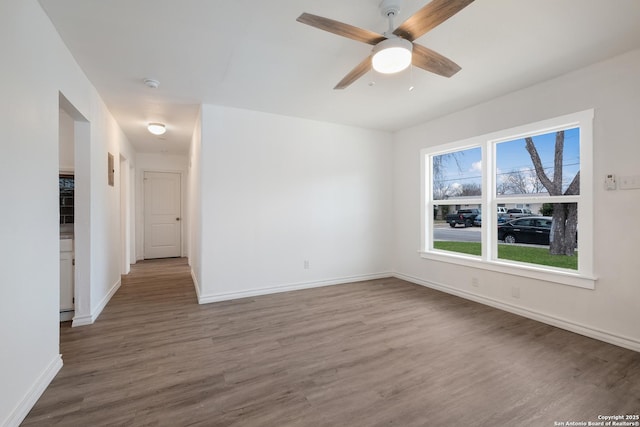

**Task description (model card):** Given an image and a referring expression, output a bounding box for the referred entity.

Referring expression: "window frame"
[420,110,595,289]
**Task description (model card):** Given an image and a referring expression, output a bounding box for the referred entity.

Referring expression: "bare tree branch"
[564,170,580,196]
[525,137,556,193]
[553,130,564,191]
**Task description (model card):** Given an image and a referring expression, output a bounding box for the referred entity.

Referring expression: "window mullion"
[483,141,492,261]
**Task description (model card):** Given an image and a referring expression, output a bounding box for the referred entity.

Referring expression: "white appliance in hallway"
[143,171,182,258]
[59,237,74,321]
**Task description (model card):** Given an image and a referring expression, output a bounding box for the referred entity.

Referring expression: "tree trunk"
[550,207,567,254]
[550,203,578,256]
[563,203,578,255]
[525,131,579,256]
[560,172,580,255]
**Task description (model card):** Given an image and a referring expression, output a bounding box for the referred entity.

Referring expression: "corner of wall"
[2,355,62,427]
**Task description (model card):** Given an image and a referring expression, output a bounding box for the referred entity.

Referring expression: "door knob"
[176,217,181,221]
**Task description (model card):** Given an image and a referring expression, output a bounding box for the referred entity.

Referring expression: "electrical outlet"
[304,260,310,269]
[471,277,479,287]
[511,286,520,299]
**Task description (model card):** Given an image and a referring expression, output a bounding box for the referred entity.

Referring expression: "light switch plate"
[619,175,640,190]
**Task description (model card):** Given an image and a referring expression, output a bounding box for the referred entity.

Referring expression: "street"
[433,223,481,242]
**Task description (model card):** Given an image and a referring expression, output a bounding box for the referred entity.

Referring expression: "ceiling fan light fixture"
[147,122,166,135]
[371,37,413,74]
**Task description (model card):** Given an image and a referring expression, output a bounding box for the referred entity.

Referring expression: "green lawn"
[433,241,578,270]
[434,241,482,256]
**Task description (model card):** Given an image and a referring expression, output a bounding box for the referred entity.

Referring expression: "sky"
[433,127,580,198]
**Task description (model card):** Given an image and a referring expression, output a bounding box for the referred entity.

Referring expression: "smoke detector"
[143,78,160,89]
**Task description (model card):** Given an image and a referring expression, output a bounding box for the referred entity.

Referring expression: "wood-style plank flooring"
[23,258,640,426]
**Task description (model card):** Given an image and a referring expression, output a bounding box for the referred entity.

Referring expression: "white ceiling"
[38,0,640,154]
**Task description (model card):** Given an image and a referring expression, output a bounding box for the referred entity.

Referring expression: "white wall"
[0,1,135,425]
[393,49,640,351]
[58,108,74,172]
[196,105,393,302]
[188,111,203,295]
[85,102,135,326]
[135,153,189,260]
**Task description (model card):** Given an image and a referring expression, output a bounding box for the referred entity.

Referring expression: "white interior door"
[144,171,181,259]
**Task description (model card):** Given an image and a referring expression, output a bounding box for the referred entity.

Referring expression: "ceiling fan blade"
[334,56,372,90]
[411,43,461,78]
[393,0,474,41]
[297,13,386,45]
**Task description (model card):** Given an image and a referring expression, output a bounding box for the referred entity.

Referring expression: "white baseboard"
[71,313,93,327]
[59,311,74,322]
[394,272,640,353]
[3,355,62,427]
[71,279,121,327]
[190,268,201,301]
[93,278,121,321]
[197,272,393,304]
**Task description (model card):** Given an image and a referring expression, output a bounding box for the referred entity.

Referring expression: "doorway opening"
[58,93,89,327]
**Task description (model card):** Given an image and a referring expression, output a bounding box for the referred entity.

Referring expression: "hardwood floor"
[23,258,640,426]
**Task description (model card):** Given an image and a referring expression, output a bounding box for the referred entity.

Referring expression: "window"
[421,110,594,289]
[59,174,74,224]
[431,147,483,256]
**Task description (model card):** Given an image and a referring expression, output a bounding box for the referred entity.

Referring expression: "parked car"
[498,216,553,245]
[506,208,533,219]
[497,207,509,223]
[445,209,481,228]
[474,212,508,227]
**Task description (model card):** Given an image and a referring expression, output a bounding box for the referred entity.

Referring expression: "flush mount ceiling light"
[147,122,166,135]
[371,37,413,74]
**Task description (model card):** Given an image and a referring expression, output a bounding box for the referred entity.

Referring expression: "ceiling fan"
[296,0,474,89]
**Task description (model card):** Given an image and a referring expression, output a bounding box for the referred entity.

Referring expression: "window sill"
[419,250,596,290]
